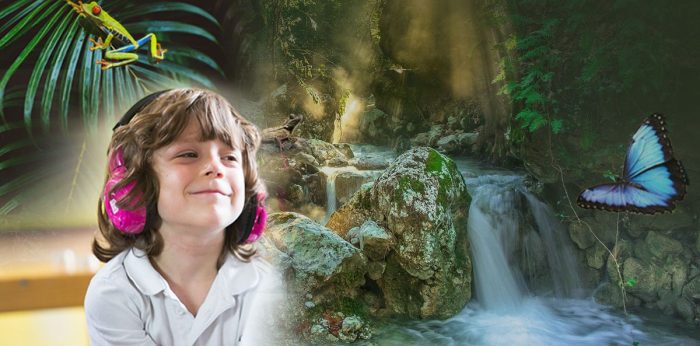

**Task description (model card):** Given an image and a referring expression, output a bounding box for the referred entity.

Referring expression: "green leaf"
[119,2,220,28]
[0,160,54,197]
[0,0,62,123]
[41,17,80,132]
[0,0,42,34]
[149,60,215,88]
[604,170,618,182]
[102,64,114,127]
[0,121,23,135]
[113,66,126,116]
[25,6,72,131]
[550,119,563,134]
[128,65,176,89]
[89,49,102,132]
[525,90,545,105]
[58,27,87,133]
[0,0,51,49]
[125,21,217,43]
[0,137,34,157]
[80,36,95,131]
[166,47,224,75]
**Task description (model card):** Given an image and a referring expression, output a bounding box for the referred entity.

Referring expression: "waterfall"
[522,192,584,298]
[319,166,342,222]
[464,174,585,306]
[369,158,698,345]
[466,175,527,311]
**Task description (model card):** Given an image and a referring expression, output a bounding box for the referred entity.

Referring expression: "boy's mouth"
[191,189,230,196]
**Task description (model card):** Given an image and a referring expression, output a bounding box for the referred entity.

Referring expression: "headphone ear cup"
[104,150,147,234]
[236,193,267,244]
[245,203,267,243]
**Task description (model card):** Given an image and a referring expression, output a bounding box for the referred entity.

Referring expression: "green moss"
[425,149,457,207]
[336,296,369,318]
[425,149,447,174]
[394,176,426,202]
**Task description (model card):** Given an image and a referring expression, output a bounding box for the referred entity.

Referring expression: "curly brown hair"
[94,88,265,264]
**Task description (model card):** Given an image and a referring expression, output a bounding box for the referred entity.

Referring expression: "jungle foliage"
[494,0,700,179]
[0,0,224,219]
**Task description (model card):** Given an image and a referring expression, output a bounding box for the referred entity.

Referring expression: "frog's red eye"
[92,6,101,15]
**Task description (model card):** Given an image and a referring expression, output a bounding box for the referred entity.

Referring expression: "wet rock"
[594,282,640,309]
[339,315,371,342]
[329,147,472,319]
[335,171,382,207]
[334,143,355,159]
[304,172,327,206]
[377,148,472,318]
[265,212,367,303]
[675,297,695,322]
[586,244,607,269]
[358,102,390,145]
[436,132,478,154]
[350,153,393,170]
[520,229,549,293]
[634,231,683,261]
[287,184,304,204]
[682,276,700,301]
[655,289,677,315]
[366,261,386,280]
[569,221,596,249]
[326,184,374,239]
[628,208,694,233]
[297,138,349,166]
[346,220,395,261]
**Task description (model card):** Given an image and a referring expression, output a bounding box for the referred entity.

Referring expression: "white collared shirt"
[84,247,284,346]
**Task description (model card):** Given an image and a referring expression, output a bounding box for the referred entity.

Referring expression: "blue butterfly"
[577,113,689,214]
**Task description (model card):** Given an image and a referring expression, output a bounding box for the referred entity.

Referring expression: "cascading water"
[467,175,527,311]
[367,157,699,345]
[319,166,344,222]
[522,191,584,298]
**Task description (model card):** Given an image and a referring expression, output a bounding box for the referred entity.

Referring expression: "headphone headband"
[113,89,172,131]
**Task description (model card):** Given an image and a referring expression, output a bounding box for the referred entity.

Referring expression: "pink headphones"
[104,90,267,243]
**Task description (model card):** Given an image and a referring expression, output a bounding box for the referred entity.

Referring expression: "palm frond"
[0,0,226,226]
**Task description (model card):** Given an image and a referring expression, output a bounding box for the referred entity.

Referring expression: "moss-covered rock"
[373,147,472,318]
[327,147,472,319]
[265,212,368,304]
[297,138,349,167]
[346,220,395,261]
[634,231,684,261]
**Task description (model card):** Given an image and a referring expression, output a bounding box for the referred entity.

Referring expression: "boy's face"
[152,119,245,236]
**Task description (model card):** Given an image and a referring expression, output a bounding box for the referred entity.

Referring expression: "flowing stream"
[343,152,699,346]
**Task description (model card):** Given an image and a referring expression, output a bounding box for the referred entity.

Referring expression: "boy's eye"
[224,155,238,162]
[179,152,197,158]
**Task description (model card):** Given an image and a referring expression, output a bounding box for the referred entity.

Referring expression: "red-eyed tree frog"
[66,0,167,70]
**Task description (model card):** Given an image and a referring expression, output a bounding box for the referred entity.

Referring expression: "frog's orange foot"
[66,0,84,15]
[95,60,112,70]
[155,44,167,60]
[89,37,105,51]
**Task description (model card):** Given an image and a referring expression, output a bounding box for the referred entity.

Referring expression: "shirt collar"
[218,251,261,296]
[123,247,261,297]
[123,247,167,296]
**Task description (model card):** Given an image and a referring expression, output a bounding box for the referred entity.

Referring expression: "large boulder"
[335,170,382,207]
[297,139,349,167]
[264,212,367,303]
[327,147,472,319]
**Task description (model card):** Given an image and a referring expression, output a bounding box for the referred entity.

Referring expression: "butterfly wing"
[578,113,689,214]
[624,113,673,179]
[577,179,674,214]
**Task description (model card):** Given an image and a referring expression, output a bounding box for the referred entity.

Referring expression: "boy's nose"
[204,158,224,178]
